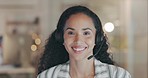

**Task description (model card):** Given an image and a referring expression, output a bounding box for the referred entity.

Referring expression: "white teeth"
[73,48,85,51]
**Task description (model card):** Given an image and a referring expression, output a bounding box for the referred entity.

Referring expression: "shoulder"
[108,64,131,78]
[37,64,63,78]
[95,59,131,78]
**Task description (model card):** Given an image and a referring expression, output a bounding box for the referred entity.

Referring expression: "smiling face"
[63,13,96,61]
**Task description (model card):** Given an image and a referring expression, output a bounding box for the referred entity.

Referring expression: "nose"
[74,33,82,43]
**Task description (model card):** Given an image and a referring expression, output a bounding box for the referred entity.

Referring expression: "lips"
[72,46,87,53]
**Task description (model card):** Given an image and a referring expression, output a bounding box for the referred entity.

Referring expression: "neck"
[69,58,95,78]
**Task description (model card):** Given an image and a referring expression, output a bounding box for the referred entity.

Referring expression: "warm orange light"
[35,38,41,45]
[31,44,37,51]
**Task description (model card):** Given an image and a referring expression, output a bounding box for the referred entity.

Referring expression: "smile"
[72,46,87,53]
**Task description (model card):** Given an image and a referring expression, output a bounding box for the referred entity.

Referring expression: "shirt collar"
[58,58,109,78]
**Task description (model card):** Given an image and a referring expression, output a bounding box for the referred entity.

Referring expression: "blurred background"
[0,0,147,78]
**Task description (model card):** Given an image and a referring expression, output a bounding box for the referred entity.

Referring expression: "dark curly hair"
[38,5,114,74]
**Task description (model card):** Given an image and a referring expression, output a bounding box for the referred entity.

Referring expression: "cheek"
[86,37,95,48]
[63,35,72,48]
[86,36,95,43]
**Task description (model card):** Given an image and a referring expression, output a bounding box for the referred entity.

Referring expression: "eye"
[67,31,75,35]
[83,31,90,35]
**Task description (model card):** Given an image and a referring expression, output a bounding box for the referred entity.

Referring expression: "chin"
[69,55,88,61]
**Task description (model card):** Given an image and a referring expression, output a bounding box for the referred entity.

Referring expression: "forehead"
[64,13,96,30]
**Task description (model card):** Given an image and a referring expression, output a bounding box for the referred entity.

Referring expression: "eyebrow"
[82,28,92,31]
[65,27,92,31]
[65,27,75,30]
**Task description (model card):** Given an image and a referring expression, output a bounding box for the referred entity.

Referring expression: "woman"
[37,6,131,78]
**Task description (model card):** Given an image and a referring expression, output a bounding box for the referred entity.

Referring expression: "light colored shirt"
[37,59,131,78]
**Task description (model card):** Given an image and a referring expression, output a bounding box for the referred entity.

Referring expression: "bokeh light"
[104,22,115,32]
